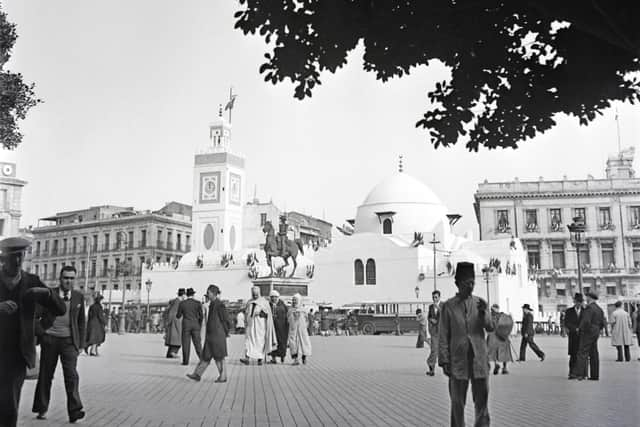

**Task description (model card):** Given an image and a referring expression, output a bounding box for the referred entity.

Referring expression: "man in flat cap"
[164,288,185,358]
[439,262,494,427]
[177,288,203,365]
[0,237,66,427]
[564,293,584,379]
[572,291,605,380]
[518,304,545,362]
[268,289,289,364]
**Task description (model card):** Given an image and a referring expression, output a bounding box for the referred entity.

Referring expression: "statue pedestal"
[252,277,310,298]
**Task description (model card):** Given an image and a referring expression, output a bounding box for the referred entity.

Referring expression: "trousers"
[0,354,26,427]
[181,326,202,364]
[573,336,599,379]
[616,345,630,362]
[519,336,544,360]
[32,335,83,416]
[427,333,439,369]
[448,350,490,427]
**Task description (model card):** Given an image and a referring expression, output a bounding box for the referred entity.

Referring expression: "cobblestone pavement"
[17,333,640,426]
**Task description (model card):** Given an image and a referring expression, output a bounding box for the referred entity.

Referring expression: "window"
[82,236,87,252]
[91,260,96,277]
[43,264,48,279]
[104,233,110,250]
[141,230,147,247]
[578,244,590,266]
[186,235,191,250]
[128,231,134,248]
[0,219,5,236]
[44,240,49,252]
[601,242,615,268]
[62,238,67,254]
[167,231,172,249]
[52,240,58,254]
[115,258,120,276]
[549,209,562,232]
[36,241,41,256]
[92,235,98,250]
[573,208,586,224]
[631,206,640,228]
[354,259,364,285]
[552,243,565,269]
[633,242,640,268]
[52,263,57,279]
[260,213,267,226]
[35,265,39,276]
[526,243,540,269]
[157,230,163,247]
[496,210,510,233]
[140,257,145,269]
[72,237,77,253]
[126,283,131,291]
[81,260,86,276]
[606,286,617,296]
[365,259,376,285]
[525,210,538,232]
[383,218,392,234]
[102,259,108,276]
[599,207,612,229]
[177,233,182,251]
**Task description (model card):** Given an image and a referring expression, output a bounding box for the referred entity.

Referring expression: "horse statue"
[262,220,304,278]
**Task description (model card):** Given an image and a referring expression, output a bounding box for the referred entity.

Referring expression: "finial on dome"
[218,104,223,117]
[398,155,404,173]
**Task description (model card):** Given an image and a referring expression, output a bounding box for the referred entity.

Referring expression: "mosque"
[142,113,539,319]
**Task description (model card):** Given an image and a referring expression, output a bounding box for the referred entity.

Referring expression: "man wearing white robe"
[240,287,276,365]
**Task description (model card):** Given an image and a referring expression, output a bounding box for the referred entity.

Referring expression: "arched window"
[354,259,364,285]
[383,218,392,234]
[366,258,376,285]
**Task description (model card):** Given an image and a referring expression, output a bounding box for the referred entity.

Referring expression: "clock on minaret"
[200,172,220,203]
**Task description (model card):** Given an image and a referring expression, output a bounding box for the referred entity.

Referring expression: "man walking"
[572,291,605,380]
[268,290,289,364]
[426,290,442,376]
[565,293,584,378]
[164,288,185,358]
[176,288,203,365]
[33,266,86,423]
[518,304,545,362]
[439,262,494,427]
[0,237,66,427]
[240,287,276,365]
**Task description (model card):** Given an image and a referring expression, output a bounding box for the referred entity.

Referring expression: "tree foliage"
[234,0,640,151]
[1,6,40,150]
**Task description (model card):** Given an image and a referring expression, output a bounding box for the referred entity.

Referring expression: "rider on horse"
[276,215,288,258]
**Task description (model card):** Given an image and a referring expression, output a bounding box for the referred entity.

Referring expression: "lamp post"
[568,216,586,294]
[429,233,440,292]
[481,266,494,305]
[117,231,130,335]
[414,284,420,299]
[145,279,152,333]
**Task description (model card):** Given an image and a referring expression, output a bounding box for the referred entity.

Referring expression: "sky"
[2,0,640,237]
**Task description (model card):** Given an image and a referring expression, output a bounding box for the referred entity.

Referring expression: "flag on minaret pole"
[224,86,237,122]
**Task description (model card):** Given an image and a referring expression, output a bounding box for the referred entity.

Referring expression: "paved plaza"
[17,333,640,427]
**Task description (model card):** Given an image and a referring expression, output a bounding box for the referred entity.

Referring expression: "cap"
[269,290,280,297]
[177,288,186,296]
[522,304,532,311]
[186,288,196,297]
[454,262,475,281]
[207,284,220,295]
[0,237,32,255]
[491,304,500,310]
[573,293,584,303]
[585,291,599,300]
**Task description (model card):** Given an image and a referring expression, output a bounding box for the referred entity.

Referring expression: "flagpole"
[229,86,233,123]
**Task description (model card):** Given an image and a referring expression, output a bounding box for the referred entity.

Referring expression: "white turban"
[269,290,280,297]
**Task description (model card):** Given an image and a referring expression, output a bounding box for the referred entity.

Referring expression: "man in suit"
[177,287,203,365]
[564,293,584,378]
[32,265,86,423]
[518,304,545,362]
[0,237,66,427]
[426,290,442,376]
[439,262,494,427]
[572,291,605,380]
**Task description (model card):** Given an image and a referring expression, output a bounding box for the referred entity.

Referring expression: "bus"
[350,301,433,335]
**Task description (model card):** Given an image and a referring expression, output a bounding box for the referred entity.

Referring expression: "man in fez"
[439,262,494,427]
[0,237,66,427]
[572,291,605,380]
[564,293,584,379]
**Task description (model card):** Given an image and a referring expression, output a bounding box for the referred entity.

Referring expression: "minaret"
[191,106,245,253]
[0,153,26,238]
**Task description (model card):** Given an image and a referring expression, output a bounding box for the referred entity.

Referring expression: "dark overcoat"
[86,302,107,345]
[521,312,535,336]
[201,299,231,362]
[164,298,182,347]
[270,300,289,357]
[564,306,582,356]
[578,302,605,346]
[438,294,494,380]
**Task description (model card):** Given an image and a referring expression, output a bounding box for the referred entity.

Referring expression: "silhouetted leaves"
[235,0,640,151]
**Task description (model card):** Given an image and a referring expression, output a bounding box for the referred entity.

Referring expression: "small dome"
[362,173,443,207]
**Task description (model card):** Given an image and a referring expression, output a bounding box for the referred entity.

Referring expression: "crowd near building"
[475,147,640,319]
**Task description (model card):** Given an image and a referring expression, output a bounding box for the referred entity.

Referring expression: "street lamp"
[568,216,586,294]
[414,285,420,299]
[481,266,494,305]
[116,231,131,335]
[145,279,152,333]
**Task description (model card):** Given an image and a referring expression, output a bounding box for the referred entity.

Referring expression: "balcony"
[598,222,615,231]
[524,223,539,233]
[548,223,564,233]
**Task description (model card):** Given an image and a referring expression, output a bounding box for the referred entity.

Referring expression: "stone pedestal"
[252,277,310,298]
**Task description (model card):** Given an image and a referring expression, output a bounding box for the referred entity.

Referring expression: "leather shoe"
[36,412,47,420]
[69,410,85,423]
[540,354,545,362]
[186,373,201,382]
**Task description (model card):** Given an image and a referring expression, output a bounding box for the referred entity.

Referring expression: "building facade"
[26,203,192,304]
[474,148,640,315]
[0,160,26,239]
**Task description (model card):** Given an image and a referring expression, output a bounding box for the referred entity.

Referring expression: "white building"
[310,170,539,319]
[0,154,26,239]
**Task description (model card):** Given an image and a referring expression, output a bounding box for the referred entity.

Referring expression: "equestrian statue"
[262,215,304,278]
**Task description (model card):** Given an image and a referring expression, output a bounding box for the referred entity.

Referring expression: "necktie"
[63,291,69,301]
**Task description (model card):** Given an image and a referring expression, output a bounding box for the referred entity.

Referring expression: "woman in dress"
[287,294,312,365]
[187,284,231,382]
[85,294,107,356]
[487,304,514,374]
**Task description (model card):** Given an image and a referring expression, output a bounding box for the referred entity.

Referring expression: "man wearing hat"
[572,291,605,380]
[0,237,66,427]
[177,288,203,365]
[268,289,289,364]
[438,262,494,427]
[565,293,584,378]
[518,304,545,362]
[164,288,185,358]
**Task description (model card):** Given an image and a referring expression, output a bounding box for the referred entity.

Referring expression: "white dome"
[362,173,443,207]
